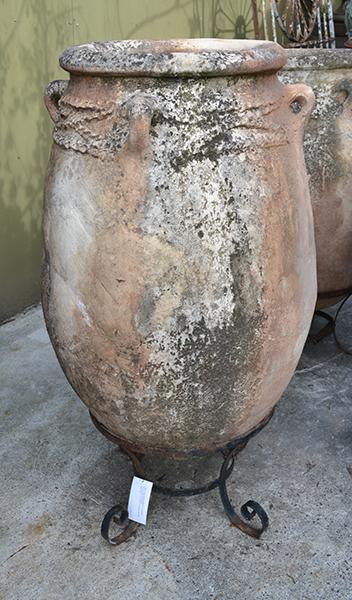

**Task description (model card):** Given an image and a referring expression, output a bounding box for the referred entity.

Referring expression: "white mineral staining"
[76,300,92,327]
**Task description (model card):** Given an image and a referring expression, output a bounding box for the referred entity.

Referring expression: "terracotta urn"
[43,39,316,458]
[280,49,352,309]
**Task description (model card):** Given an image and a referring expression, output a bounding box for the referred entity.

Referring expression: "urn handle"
[285,83,315,121]
[44,80,68,122]
[124,94,157,154]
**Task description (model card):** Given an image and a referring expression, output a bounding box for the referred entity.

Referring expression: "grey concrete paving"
[1,304,352,600]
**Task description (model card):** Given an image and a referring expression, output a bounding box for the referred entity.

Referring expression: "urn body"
[43,40,316,456]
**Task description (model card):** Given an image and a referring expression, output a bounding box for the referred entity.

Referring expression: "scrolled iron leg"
[332,293,352,354]
[310,292,352,354]
[310,310,335,343]
[100,445,146,545]
[101,503,139,546]
[218,448,269,539]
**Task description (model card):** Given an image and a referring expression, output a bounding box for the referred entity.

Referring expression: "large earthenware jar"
[43,39,316,457]
[280,49,352,309]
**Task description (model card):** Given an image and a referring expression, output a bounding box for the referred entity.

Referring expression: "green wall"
[0,0,258,321]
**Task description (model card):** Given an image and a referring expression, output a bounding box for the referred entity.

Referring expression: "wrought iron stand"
[310,291,352,354]
[91,412,273,546]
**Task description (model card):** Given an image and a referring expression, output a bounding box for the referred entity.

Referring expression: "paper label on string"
[127,476,153,525]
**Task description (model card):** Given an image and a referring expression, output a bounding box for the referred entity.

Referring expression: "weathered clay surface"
[280,49,352,308]
[43,40,316,456]
[59,38,287,77]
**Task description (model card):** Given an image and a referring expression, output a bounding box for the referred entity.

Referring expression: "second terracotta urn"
[281,49,352,309]
[43,39,316,457]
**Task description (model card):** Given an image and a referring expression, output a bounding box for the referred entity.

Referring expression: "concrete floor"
[1,304,352,600]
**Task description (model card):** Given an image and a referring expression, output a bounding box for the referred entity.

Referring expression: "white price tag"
[127,476,153,525]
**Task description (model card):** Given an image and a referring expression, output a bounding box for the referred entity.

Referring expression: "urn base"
[90,409,274,460]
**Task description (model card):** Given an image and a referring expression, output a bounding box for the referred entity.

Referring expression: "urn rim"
[59,38,287,77]
[283,48,352,72]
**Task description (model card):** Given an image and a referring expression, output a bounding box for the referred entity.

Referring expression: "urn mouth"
[283,48,352,72]
[59,38,287,77]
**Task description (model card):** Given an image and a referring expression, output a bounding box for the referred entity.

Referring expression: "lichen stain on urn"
[43,40,316,456]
